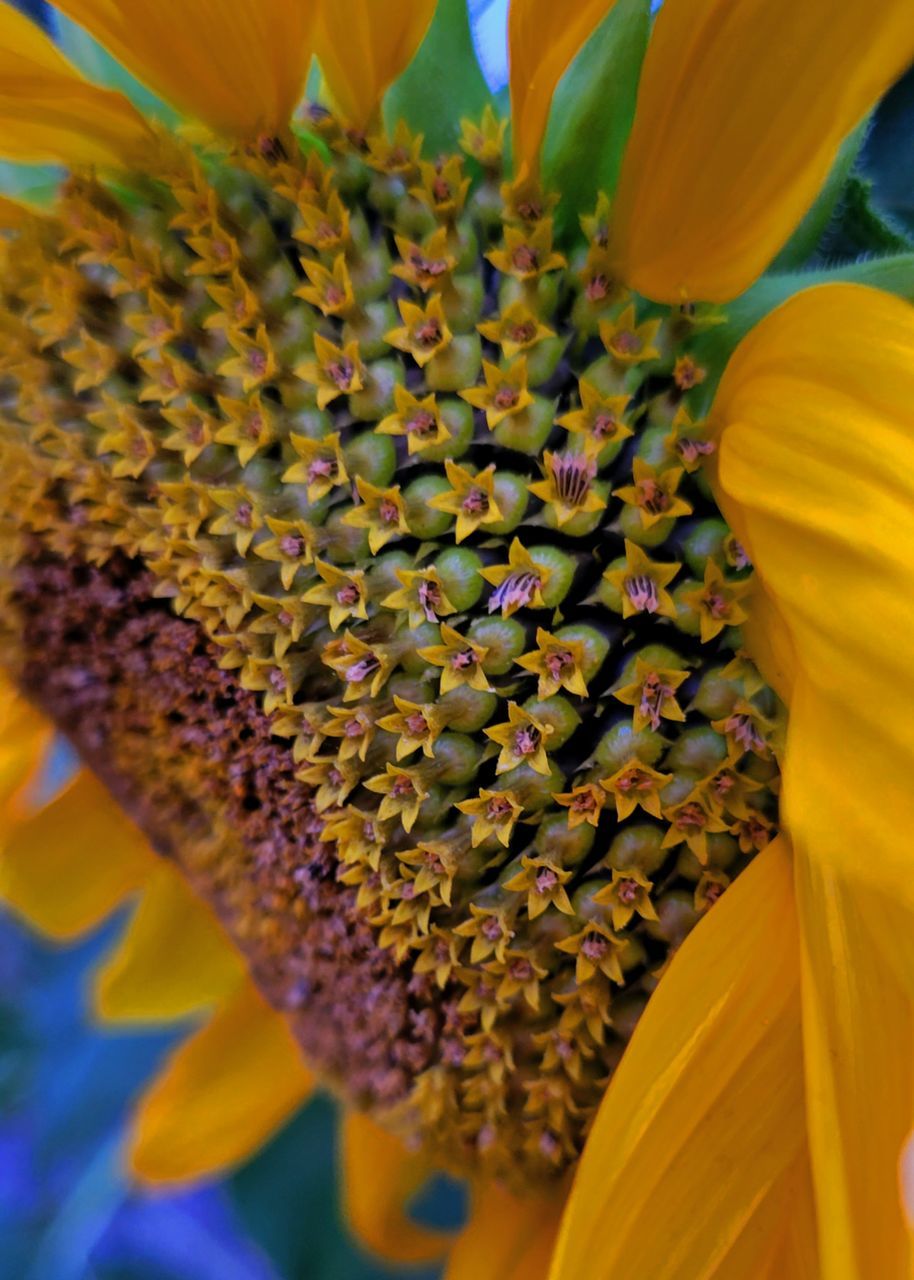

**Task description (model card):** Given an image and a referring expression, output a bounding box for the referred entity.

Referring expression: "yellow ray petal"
[315,1,436,131]
[54,0,317,137]
[548,838,804,1280]
[0,768,150,939]
[508,0,618,179]
[711,283,914,906]
[445,1178,565,1280]
[0,677,52,819]
[92,861,243,1023]
[128,979,313,1184]
[796,854,914,1280]
[611,0,914,302]
[711,283,914,1276]
[341,1111,450,1265]
[0,1,149,165]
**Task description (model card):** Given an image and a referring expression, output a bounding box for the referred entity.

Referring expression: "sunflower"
[1,0,913,1277]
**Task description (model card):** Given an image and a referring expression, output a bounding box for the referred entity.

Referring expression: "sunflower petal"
[341,1111,450,1265]
[611,0,914,302]
[92,861,243,1023]
[128,980,313,1184]
[508,0,618,178]
[445,1178,564,1280]
[315,1,437,131]
[0,1,149,165]
[711,283,914,906]
[548,838,804,1280]
[0,769,150,939]
[54,0,316,137]
[0,677,52,818]
[711,282,914,1276]
[796,852,914,1279]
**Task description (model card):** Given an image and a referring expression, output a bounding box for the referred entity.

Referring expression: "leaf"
[383,0,495,156]
[767,116,869,270]
[692,252,914,409]
[541,0,650,243]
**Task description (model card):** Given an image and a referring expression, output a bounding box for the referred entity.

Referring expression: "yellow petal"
[128,979,313,1184]
[711,283,914,906]
[795,855,914,1279]
[508,0,618,178]
[315,1,436,131]
[549,838,804,1280]
[0,769,150,939]
[54,0,317,137]
[0,1,149,165]
[0,677,52,819]
[92,860,243,1023]
[611,0,914,302]
[341,1111,450,1265]
[445,1178,565,1280]
[711,283,914,1275]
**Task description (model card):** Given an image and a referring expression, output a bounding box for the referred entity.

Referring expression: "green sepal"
[541,0,650,244]
[0,160,61,209]
[383,0,494,157]
[693,251,914,410]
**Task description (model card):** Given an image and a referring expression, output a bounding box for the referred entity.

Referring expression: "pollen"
[0,111,781,1192]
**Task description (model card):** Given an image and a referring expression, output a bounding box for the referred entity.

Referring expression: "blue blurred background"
[3,2,914,1277]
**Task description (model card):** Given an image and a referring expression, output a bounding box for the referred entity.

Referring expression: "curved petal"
[92,861,243,1023]
[127,980,314,1184]
[341,1110,451,1265]
[549,838,804,1280]
[54,0,317,137]
[0,1,149,165]
[315,1,436,131]
[611,0,914,302]
[507,0,618,178]
[0,768,150,939]
[711,283,914,1276]
[445,1178,564,1280]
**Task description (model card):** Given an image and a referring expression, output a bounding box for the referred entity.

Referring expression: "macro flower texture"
[1,0,914,1275]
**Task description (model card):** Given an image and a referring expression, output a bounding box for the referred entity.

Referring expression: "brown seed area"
[13,548,442,1109]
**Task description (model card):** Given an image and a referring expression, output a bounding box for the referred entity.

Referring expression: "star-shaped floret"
[341,476,410,554]
[613,457,693,528]
[294,333,363,408]
[385,294,452,366]
[516,627,589,698]
[381,567,456,628]
[599,758,672,821]
[528,451,606,526]
[603,539,681,619]
[480,538,550,617]
[427,460,503,543]
[682,560,750,642]
[614,657,689,731]
[599,303,661,365]
[302,559,368,631]
[418,622,492,694]
[281,431,349,502]
[377,385,452,455]
[592,869,659,930]
[484,701,554,775]
[455,788,524,847]
[459,356,534,430]
[477,301,555,358]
